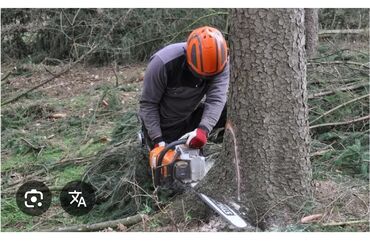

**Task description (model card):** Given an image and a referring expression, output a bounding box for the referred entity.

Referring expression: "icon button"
[60,181,95,216]
[16,181,52,216]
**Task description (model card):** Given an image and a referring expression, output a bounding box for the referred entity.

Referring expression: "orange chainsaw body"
[149,146,176,177]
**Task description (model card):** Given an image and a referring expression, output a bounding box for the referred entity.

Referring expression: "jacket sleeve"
[139,55,167,141]
[199,63,230,133]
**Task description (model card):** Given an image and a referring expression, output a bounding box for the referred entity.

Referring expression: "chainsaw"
[148,138,248,229]
[149,139,206,187]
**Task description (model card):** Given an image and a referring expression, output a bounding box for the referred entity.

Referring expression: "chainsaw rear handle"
[154,139,187,186]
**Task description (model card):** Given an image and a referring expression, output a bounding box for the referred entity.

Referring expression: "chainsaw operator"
[139,26,229,153]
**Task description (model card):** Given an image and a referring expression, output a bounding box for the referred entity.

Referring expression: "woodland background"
[1,9,369,231]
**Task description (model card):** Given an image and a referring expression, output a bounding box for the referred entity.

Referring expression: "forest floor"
[1,38,369,232]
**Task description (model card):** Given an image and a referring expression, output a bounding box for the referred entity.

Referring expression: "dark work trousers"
[142,103,227,149]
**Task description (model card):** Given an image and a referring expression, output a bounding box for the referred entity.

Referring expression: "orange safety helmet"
[186,26,228,77]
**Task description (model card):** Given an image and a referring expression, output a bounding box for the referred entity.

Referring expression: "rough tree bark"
[136,8,313,231]
[198,8,313,229]
[305,8,319,58]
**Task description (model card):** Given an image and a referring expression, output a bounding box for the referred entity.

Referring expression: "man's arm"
[199,63,230,133]
[139,55,167,143]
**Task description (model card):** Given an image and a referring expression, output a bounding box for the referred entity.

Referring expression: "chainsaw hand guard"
[154,139,187,187]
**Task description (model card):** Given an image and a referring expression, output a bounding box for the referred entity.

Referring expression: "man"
[139,26,229,154]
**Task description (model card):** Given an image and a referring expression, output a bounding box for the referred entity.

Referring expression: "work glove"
[184,127,208,149]
[153,136,166,148]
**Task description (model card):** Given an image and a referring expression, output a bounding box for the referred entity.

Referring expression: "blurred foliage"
[2,9,368,65]
[1,9,227,65]
[319,9,369,29]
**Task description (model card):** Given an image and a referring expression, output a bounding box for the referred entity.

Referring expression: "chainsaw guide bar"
[198,193,248,229]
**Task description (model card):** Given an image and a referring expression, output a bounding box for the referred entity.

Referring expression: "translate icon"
[60,180,95,216]
[69,190,87,207]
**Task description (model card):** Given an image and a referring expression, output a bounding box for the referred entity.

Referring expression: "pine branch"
[310,115,370,129]
[308,81,369,99]
[310,93,369,124]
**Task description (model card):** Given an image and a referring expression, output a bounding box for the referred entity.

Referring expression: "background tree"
[198,8,313,229]
[305,9,319,58]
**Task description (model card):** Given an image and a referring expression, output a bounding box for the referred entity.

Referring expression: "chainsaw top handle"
[154,139,187,186]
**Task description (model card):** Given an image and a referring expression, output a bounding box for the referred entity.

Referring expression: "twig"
[166,11,228,44]
[310,93,370,124]
[47,214,146,232]
[310,115,370,129]
[20,138,45,151]
[1,70,13,82]
[43,66,57,77]
[82,90,108,143]
[308,81,369,99]
[310,149,333,157]
[112,61,119,87]
[1,45,96,106]
[322,220,369,227]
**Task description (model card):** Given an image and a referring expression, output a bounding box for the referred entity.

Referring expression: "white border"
[1,232,370,241]
[1,1,370,240]
[0,0,370,8]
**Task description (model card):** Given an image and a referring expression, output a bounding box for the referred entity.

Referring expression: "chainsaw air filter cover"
[173,146,206,184]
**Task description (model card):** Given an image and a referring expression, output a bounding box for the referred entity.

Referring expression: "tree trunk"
[198,9,313,230]
[305,8,319,58]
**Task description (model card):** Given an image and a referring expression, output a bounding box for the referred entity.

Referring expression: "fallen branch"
[310,93,370,124]
[112,61,119,87]
[308,81,368,99]
[308,61,369,69]
[319,29,369,36]
[310,115,370,129]
[309,48,369,62]
[1,45,96,106]
[308,77,361,85]
[322,220,369,227]
[48,214,146,232]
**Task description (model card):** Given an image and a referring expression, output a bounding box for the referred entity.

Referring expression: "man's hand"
[153,136,166,148]
[154,141,166,148]
[185,128,208,149]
